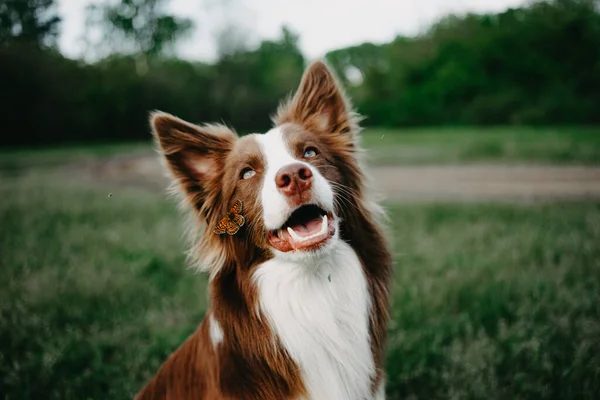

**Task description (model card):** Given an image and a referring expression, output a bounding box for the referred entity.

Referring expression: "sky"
[57,0,528,62]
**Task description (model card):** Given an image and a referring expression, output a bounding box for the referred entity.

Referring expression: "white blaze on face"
[256,127,334,230]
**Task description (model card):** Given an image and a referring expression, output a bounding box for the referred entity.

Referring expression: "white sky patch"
[57,0,527,62]
[344,65,364,86]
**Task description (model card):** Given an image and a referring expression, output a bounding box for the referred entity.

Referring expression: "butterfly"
[214,199,246,235]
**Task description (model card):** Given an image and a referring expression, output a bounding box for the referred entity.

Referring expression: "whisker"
[329,182,362,205]
[331,190,361,212]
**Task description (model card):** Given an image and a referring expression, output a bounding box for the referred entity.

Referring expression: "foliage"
[87,0,193,56]
[326,0,600,126]
[0,25,305,147]
[83,0,193,74]
[210,26,305,131]
[1,0,600,146]
[0,0,60,47]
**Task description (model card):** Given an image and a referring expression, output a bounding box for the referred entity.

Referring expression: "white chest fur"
[253,241,376,400]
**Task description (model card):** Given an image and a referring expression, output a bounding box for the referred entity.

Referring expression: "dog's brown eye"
[303,147,318,158]
[241,168,256,180]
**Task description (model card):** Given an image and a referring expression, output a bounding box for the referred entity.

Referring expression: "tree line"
[1,0,599,147]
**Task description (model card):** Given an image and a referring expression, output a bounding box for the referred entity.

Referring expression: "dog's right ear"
[150,111,236,209]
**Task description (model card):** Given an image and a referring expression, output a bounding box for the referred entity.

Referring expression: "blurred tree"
[211,26,305,131]
[0,0,60,47]
[214,24,251,58]
[85,0,193,74]
[1,0,600,148]
[327,0,600,126]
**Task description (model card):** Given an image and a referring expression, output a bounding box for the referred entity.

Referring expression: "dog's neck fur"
[254,240,375,400]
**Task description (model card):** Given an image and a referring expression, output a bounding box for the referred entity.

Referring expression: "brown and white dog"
[137,61,392,400]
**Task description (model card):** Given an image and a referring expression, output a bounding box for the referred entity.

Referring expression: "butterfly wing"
[231,214,245,228]
[226,219,242,235]
[230,199,243,215]
[213,217,229,235]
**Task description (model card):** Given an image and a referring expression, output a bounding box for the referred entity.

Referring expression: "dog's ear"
[274,60,356,135]
[150,111,236,209]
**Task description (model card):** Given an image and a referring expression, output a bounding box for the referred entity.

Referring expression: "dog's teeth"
[285,216,330,244]
[287,227,304,242]
[321,215,328,235]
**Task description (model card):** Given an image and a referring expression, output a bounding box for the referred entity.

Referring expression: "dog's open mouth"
[268,204,335,252]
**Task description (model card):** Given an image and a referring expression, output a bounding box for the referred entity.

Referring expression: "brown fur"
[137,60,392,399]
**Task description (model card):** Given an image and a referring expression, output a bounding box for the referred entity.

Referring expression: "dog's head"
[152,61,365,271]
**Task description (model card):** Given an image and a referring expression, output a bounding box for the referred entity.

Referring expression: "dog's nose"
[276,163,313,196]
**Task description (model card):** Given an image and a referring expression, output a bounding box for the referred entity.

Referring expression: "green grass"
[360,126,600,165]
[385,202,600,399]
[1,163,599,399]
[2,126,600,170]
[0,140,154,172]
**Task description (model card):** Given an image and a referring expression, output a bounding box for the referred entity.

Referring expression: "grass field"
[360,126,600,165]
[1,129,600,399]
[2,126,600,169]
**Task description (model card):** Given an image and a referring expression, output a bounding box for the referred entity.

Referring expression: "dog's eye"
[241,168,256,180]
[303,147,318,158]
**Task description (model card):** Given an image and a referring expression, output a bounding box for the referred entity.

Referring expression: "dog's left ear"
[150,111,236,211]
[275,60,357,135]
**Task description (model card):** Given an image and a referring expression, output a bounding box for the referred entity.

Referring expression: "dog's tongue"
[284,214,330,250]
[288,217,323,237]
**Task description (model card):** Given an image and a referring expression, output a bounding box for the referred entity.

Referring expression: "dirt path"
[371,165,600,202]
[62,155,600,202]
